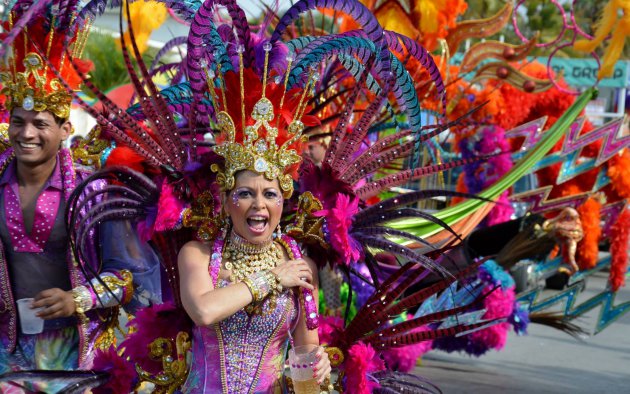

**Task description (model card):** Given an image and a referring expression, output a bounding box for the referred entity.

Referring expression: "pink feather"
[469,285,516,351]
[318,316,345,346]
[121,302,192,374]
[154,181,186,232]
[91,346,137,394]
[344,342,385,394]
[314,193,362,265]
[478,126,514,226]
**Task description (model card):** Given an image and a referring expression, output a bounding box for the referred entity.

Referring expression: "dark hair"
[9,108,68,126]
[52,113,68,126]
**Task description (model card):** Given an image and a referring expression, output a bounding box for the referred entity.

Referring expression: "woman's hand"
[271,259,314,291]
[313,346,332,385]
[32,288,76,319]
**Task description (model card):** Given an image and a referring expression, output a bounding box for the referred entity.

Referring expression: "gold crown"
[1,53,72,119]
[208,45,317,198]
[0,10,92,119]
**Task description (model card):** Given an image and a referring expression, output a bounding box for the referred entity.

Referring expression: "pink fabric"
[184,234,298,393]
[0,160,62,253]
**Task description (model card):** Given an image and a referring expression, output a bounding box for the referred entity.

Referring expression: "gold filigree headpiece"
[1,53,72,119]
[207,43,318,198]
[0,10,92,119]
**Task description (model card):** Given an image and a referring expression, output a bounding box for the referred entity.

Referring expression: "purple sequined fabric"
[182,236,298,393]
[0,150,103,367]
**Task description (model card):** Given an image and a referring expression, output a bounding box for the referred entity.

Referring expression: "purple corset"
[182,279,298,394]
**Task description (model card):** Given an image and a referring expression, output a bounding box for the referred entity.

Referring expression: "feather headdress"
[0,1,93,119]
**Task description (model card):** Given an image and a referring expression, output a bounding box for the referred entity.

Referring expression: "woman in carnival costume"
[176,48,333,391]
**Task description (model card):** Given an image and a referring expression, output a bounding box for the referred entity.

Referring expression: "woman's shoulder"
[280,236,319,271]
[178,239,212,265]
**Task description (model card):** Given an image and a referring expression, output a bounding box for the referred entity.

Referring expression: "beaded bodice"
[215,278,297,393]
[182,236,299,394]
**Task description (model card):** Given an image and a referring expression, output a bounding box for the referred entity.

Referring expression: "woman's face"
[223,170,283,244]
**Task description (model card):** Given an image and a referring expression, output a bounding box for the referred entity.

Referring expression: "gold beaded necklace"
[223,231,285,314]
[223,231,283,283]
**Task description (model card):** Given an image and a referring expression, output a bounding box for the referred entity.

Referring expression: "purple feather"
[150,36,188,72]
[356,155,496,199]
[271,0,390,77]
[0,0,53,58]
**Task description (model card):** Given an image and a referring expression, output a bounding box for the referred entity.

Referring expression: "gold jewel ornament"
[0,53,72,119]
[71,285,94,314]
[223,230,285,314]
[0,8,93,119]
[70,125,112,169]
[181,190,222,241]
[223,231,281,283]
[208,43,319,198]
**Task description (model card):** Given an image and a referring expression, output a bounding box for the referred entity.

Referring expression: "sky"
[239,0,293,18]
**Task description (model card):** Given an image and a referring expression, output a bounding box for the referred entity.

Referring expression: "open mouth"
[247,216,268,233]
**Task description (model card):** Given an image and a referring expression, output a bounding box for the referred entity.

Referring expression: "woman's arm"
[179,240,318,326]
[292,256,331,384]
[179,240,254,326]
[292,256,320,347]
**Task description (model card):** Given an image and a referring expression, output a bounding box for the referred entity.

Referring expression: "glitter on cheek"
[231,192,240,207]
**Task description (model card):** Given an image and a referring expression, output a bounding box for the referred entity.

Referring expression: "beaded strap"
[209,232,225,288]
[281,234,319,330]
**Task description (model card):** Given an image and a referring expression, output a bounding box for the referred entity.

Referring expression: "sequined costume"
[183,234,302,394]
[0,6,163,388]
[0,148,162,379]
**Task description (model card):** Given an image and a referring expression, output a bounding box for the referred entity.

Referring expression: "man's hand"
[32,288,76,319]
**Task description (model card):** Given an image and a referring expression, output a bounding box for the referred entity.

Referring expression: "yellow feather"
[573,0,630,80]
[122,0,168,54]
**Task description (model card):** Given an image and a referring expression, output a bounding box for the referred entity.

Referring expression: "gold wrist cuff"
[242,277,261,302]
[71,285,93,314]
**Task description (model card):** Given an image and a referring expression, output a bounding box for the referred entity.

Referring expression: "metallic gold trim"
[136,331,191,394]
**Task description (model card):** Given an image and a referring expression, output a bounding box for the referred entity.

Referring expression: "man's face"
[305,140,327,166]
[8,108,70,167]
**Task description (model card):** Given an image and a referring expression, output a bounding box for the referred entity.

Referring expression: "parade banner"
[538,57,628,88]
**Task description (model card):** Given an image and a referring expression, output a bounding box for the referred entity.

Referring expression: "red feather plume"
[609,209,630,291]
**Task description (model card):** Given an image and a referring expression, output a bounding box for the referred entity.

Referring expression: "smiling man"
[0,5,161,392]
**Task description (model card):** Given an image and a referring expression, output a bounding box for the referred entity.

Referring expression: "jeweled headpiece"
[0,6,93,119]
[208,43,319,198]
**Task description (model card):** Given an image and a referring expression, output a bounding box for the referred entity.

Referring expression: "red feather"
[105,146,146,173]
[10,16,93,92]
[576,198,601,270]
[609,209,630,291]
